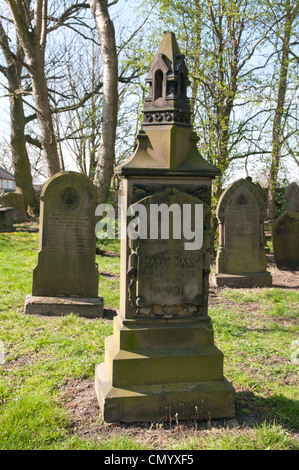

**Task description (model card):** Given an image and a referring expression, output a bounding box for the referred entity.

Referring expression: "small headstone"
[0,207,14,232]
[271,211,299,270]
[2,192,27,222]
[25,171,103,317]
[215,178,272,287]
[285,182,299,213]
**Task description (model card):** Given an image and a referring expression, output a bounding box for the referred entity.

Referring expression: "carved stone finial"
[143,31,191,126]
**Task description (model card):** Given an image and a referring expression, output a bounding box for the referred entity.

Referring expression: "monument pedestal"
[215,272,272,288]
[24,295,103,318]
[95,312,235,422]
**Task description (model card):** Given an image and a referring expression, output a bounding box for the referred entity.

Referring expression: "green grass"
[0,228,298,450]
[222,288,298,317]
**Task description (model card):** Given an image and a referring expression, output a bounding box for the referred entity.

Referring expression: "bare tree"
[89,0,118,204]
[60,36,103,179]
[266,0,299,219]
[0,20,37,214]
[4,0,62,176]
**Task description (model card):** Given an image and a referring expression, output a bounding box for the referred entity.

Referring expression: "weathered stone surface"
[24,294,103,318]
[271,211,299,271]
[25,171,103,317]
[2,192,26,222]
[215,178,272,287]
[95,364,235,423]
[216,272,272,288]
[32,171,99,298]
[95,312,235,422]
[285,182,299,213]
[125,181,210,320]
[255,182,271,253]
[0,207,14,232]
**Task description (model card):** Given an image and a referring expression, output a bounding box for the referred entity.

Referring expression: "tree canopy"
[0,0,298,217]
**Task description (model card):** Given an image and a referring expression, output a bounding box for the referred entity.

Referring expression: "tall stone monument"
[95,32,235,422]
[215,178,272,287]
[25,171,103,317]
[271,211,299,270]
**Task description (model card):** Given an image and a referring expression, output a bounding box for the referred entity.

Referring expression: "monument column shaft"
[119,176,212,321]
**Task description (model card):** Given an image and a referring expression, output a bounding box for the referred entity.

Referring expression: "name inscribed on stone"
[138,241,203,306]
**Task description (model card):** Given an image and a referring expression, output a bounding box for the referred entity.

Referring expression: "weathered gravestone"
[25,171,103,317]
[95,32,235,422]
[2,192,27,223]
[254,181,271,253]
[215,178,272,287]
[271,211,299,270]
[285,182,299,213]
[0,207,14,232]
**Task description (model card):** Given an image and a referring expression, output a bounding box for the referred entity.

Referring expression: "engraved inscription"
[44,213,92,253]
[126,188,210,319]
[137,240,203,309]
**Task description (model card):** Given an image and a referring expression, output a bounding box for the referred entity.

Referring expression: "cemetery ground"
[0,225,298,451]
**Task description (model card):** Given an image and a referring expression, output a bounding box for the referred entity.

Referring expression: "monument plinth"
[95,32,235,422]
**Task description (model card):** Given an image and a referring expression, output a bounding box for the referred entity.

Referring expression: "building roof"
[0,167,15,180]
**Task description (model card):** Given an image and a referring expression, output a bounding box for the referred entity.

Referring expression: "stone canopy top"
[115,32,220,178]
[144,31,191,114]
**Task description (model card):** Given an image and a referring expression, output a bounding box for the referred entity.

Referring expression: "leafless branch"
[25,134,42,148]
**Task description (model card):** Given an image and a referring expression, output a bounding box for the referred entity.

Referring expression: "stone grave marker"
[94,32,235,423]
[215,178,272,287]
[271,211,299,270]
[254,181,271,253]
[285,182,299,213]
[25,171,103,317]
[0,207,14,232]
[2,192,27,222]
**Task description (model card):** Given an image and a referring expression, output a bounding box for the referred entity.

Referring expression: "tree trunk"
[266,0,299,220]
[5,0,61,177]
[0,22,37,214]
[29,52,61,176]
[9,80,37,215]
[90,0,118,204]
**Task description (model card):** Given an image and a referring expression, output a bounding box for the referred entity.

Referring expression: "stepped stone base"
[215,272,272,288]
[95,312,235,422]
[95,363,235,422]
[24,294,103,318]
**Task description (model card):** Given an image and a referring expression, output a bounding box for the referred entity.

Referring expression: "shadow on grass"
[103,308,117,320]
[235,389,299,430]
[96,248,120,257]
[271,284,299,290]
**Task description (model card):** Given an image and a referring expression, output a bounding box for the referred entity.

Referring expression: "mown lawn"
[0,227,298,450]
